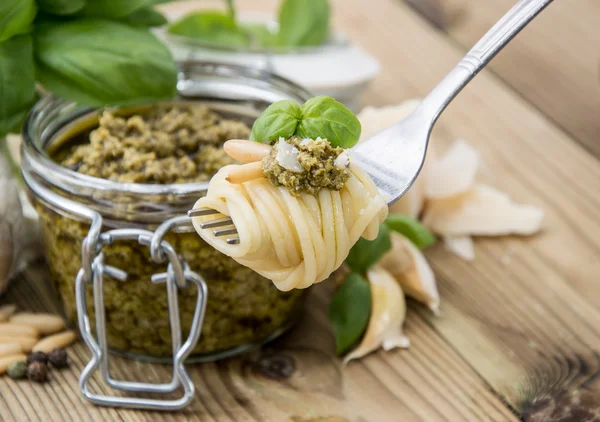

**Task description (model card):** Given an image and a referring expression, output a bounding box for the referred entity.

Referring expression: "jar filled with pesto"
[21,62,312,361]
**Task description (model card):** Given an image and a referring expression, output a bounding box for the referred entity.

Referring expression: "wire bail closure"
[23,172,207,411]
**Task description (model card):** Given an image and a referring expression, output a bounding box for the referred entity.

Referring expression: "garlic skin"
[0,154,26,295]
[344,266,409,364]
[378,233,440,314]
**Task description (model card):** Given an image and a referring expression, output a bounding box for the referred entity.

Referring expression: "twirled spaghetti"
[191,141,388,291]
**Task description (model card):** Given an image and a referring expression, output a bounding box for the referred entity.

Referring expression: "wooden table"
[3,0,600,420]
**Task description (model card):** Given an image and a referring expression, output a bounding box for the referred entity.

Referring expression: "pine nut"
[226,161,264,184]
[0,336,37,353]
[0,343,22,357]
[9,313,66,335]
[0,354,27,375]
[224,139,271,163]
[0,304,17,322]
[0,323,39,338]
[32,330,77,354]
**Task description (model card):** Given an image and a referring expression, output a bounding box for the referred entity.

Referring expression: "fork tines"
[187,207,240,244]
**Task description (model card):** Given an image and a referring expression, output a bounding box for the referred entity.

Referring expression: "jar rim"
[22,61,311,197]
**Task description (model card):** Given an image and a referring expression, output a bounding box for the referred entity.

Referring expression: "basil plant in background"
[168,0,330,49]
[0,0,177,140]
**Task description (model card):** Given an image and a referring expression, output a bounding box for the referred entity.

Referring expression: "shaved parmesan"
[423,184,544,236]
[443,236,475,261]
[357,99,421,141]
[275,138,303,173]
[426,140,479,198]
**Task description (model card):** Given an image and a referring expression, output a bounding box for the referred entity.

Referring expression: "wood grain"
[1,265,517,421]
[409,0,600,158]
[2,0,600,420]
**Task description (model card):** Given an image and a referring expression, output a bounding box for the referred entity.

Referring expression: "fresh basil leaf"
[345,224,391,273]
[121,6,167,27]
[278,0,329,47]
[37,0,86,16]
[0,0,37,42]
[385,214,436,249]
[329,273,371,355]
[167,11,249,47]
[81,0,150,18]
[250,100,301,143]
[225,0,235,20]
[0,35,36,138]
[296,96,361,148]
[34,19,177,107]
[241,23,278,48]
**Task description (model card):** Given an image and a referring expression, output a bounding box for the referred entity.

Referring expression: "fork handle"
[419,0,554,124]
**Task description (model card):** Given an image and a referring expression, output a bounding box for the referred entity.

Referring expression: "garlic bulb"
[344,266,409,364]
[0,154,35,296]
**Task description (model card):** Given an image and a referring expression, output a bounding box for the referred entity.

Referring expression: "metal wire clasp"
[76,217,207,411]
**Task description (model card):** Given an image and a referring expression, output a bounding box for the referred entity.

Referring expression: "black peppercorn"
[48,349,68,369]
[27,361,48,383]
[27,352,48,366]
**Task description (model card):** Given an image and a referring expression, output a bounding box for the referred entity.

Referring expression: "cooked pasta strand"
[192,164,388,290]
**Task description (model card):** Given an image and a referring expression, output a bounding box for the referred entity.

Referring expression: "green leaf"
[120,6,167,27]
[0,0,37,42]
[34,19,177,107]
[225,0,235,20]
[240,23,278,48]
[277,0,329,47]
[0,35,36,138]
[80,0,150,18]
[37,0,86,16]
[167,11,249,47]
[345,224,391,273]
[296,96,361,148]
[385,214,436,249]
[250,100,301,143]
[329,273,371,355]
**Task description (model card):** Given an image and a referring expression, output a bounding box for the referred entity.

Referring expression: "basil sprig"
[0,36,36,137]
[34,19,177,107]
[385,214,436,249]
[329,273,371,355]
[0,1,177,138]
[277,0,329,47]
[0,0,37,43]
[36,0,85,16]
[330,214,436,356]
[167,11,249,47]
[167,0,330,49]
[250,96,361,148]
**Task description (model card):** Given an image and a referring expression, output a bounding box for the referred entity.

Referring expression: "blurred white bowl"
[155,10,380,110]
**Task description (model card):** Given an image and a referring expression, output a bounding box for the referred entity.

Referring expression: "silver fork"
[189,0,554,243]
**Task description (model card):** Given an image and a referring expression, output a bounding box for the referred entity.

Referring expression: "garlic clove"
[5,134,22,167]
[343,266,409,364]
[422,184,544,236]
[443,235,475,261]
[0,222,13,293]
[378,233,440,314]
[357,100,421,141]
[425,140,479,199]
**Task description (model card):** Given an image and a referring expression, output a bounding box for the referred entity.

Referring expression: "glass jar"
[21,62,312,362]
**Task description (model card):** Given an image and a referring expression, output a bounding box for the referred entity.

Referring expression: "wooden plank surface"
[2,0,600,420]
[409,0,600,158]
